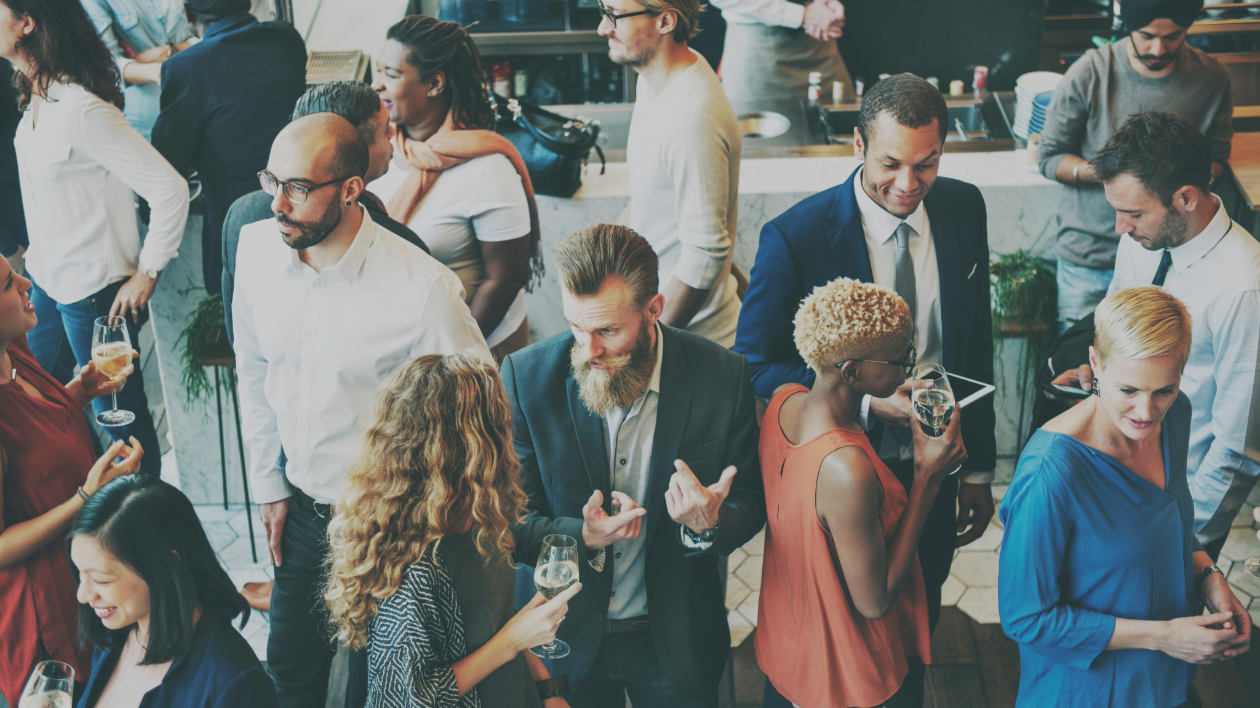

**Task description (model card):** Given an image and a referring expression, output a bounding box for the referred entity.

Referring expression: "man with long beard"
[232,113,489,708]
[1038,0,1231,332]
[502,224,765,707]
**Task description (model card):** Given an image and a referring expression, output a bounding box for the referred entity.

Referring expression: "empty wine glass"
[19,661,74,708]
[91,316,134,428]
[530,534,578,659]
[910,363,954,438]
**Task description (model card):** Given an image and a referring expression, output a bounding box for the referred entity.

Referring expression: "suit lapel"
[926,189,961,371]
[643,327,691,554]
[567,376,611,511]
[828,168,876,283]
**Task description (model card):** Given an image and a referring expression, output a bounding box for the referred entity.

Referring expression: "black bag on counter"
[492,92,605,198]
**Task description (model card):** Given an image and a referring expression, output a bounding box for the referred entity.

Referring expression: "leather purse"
[492,92,605,198]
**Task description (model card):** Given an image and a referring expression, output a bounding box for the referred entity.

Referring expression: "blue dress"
[999,393,1204,707]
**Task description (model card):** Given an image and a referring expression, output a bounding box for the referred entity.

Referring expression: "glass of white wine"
[91,316,134,428]
[911,363,954,438]
[530,534,579,659]
[19,661,73,708]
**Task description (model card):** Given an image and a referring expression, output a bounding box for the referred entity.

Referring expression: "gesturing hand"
[802,0,845,41]
[83,437,144,496]
[581,490,645,551]
[665,460,736,536]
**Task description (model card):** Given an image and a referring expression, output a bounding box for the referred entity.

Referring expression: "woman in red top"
[0,255,144,706]
[756,278,967,708]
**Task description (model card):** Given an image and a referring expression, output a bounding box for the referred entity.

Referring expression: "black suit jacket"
[502,326,766,697]
[734,167,997,473]
[152,12,306,295]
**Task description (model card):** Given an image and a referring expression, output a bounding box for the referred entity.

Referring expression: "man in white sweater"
[600,0,743,347]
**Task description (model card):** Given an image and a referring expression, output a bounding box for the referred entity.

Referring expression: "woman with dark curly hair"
[375,16,540,361]
[325,353,580,708]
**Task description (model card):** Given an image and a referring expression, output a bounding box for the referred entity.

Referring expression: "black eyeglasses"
[836,345,918,377]
[258,170,352,204]
[596,0,655,27]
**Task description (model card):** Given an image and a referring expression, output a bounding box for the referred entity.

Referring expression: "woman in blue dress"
[999,286,1251,707]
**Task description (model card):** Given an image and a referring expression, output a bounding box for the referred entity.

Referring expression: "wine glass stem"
[542,617,565,651]
[110,392,119,413]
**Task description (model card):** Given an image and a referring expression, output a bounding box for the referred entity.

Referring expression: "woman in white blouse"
[376,16,540,361]
[1,0,188,478]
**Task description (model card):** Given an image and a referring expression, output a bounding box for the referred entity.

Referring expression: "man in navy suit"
[151,0,306,296]
[735,73,997,632]
[504,224,765,707]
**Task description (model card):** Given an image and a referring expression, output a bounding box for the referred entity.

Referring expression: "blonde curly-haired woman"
[325,354,581,708]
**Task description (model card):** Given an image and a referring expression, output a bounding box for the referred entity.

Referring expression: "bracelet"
[536,676,569,700]
[1194,565,1223,598]
[77,487,91,503]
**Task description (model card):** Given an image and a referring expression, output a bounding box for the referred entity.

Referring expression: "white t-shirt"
[398,153,531,348]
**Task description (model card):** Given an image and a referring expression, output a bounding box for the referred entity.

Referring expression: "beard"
[1132,36,1180,71]
[1144,206,1189,251]
[608,40,655,68]
[276,199,343,250]
[570,319,656,417]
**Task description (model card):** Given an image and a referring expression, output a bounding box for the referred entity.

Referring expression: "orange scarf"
[386,111,542,286]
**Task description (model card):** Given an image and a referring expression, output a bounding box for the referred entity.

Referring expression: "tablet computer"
[947,372,996,409]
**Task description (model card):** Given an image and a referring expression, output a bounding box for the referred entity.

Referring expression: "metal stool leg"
[215,366,228,509]
[227,368,258,563]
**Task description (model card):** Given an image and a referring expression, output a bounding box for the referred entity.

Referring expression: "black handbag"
[491,92,605,198]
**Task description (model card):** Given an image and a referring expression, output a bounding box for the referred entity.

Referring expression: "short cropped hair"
[554,224,659,308]
[858,73,949,145]
[639,0,703,43]
[1094,286,1193,371]
[794,277,912,372]
[185,0,250,23]
[293,82,383,149]
[1091,111,1212,207]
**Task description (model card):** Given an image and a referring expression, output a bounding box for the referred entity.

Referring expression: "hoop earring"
[1091,378,1100,397]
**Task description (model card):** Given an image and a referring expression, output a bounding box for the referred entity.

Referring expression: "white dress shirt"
[14,81,188,304]
[1109,197,1260,542]
[233,209,492,505]
[709,0,806,27]
[853,170,994,484]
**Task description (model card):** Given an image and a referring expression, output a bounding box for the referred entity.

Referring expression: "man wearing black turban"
[1122,0,1204,73]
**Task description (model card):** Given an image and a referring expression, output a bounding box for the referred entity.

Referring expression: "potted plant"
[175,293,232,406]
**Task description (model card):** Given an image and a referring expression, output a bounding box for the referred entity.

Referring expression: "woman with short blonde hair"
[325,354,580,708]
[999,286,1251,707]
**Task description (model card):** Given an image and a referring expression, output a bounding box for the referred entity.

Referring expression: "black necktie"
[1152,249,1172,287]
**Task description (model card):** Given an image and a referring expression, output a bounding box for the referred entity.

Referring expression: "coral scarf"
[386,111,542,285]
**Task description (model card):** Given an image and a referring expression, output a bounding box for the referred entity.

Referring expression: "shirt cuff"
[588,548,606,573]
[674,245,728,291]
[858,394,874,430]
[781,2,806,28]
[250,473,294,506]
[960,470,995,485]
[137,249,176,276]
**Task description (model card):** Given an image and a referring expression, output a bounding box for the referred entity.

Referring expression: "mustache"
[573,349,634,371]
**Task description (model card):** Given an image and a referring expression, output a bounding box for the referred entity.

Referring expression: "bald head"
[272,113,370,184]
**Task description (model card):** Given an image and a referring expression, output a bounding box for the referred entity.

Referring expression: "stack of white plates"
[1013,71,1063,139]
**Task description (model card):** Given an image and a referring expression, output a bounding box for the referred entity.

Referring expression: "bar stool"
[198,338,258,563]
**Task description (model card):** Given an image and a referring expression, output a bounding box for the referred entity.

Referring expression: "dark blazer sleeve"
[960,189,998,473]
[502,355,588,562]
[151,61,201,178]
[211,668,278,708]
[735,220,815,399]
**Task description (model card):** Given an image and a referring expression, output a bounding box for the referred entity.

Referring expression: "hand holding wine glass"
[530,534,580,659]
[910,364,954,437]
[911,397,967,487]
[18,661,73,708]
[91,316,135,427]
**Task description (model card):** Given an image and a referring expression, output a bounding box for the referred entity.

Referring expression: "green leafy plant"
[176,294,231,406]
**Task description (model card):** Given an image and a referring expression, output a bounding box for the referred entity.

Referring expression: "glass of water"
[19,661,74,708]
[910,364,954,438]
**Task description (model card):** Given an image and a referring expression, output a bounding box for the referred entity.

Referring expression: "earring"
[1091,378,1100,396]
[345,200,351,206]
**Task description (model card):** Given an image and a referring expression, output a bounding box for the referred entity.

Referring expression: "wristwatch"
[535,676,569,700]
[142,267,160,280]
[1194,565,1223,597]
[683,523,720,545]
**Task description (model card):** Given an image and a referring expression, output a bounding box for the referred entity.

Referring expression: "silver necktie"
[894,222,918,325]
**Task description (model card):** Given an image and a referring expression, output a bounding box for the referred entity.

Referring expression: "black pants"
[887,459,959,634]
[567,628,719,708]
[267,489,367,708]
[762,658,925,708]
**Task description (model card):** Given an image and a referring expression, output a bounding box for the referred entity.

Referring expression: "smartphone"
[946,373,996,408]
[1039,382,1091,400]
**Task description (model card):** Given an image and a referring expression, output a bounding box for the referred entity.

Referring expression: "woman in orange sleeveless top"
[756,278,967,708]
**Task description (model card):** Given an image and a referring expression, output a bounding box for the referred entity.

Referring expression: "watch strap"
[1195,565,1223,593]
[536,676,569,699]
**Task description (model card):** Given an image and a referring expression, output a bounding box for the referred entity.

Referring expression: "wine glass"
[910,363,955,438]
[1246,555,1259,580]
[19,661,74,708]
[91,316,135,428]
[530,534,579,659]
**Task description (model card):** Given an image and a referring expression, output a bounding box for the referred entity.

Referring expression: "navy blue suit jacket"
[151,12,306,295]
[77,617,276,708]
[502,326,766,698]
[735,168,997,472]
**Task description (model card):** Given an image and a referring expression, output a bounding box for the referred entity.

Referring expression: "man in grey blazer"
[503,224,765,708]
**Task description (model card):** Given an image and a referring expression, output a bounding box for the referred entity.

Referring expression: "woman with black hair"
[376,15,540,361]
[69,475,276,708]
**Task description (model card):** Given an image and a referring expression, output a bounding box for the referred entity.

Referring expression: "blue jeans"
[566,628,718,708]
[27,277,162,478]
[1055,258,1113,334]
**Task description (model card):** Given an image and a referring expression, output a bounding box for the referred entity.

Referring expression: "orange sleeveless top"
[754,386,931,708]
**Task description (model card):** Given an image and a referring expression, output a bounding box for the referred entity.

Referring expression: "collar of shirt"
[853,167,928,245]
[1167,195,1232,274]
[282,205,377,284]
[204,11,255,39]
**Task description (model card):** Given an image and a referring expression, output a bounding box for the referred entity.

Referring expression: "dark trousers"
[26,276,162,478]
[887,458,959,634]
[763,658,925,708]
[267,489,367,708]
[567,628,719,708]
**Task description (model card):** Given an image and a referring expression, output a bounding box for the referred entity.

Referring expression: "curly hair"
[794,277,912,372]
[7,0,124,111]
[386,15,494,131]
[324,353,529,650]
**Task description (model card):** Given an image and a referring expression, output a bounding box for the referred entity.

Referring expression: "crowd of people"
[0,0,1257,706]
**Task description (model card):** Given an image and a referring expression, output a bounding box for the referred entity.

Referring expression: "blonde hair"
[639,0,703,42]
[324,354,529,649]
[1094,286,1192,370]
[794,277,912,372]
